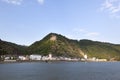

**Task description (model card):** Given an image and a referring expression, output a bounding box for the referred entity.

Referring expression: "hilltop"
[28,33,84,58]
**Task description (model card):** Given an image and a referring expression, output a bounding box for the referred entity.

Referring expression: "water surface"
[0,62,120,80]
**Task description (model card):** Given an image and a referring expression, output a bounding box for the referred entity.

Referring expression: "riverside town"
[0,54,107,62]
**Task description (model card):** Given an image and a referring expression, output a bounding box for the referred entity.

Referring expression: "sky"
[0,0,120,45]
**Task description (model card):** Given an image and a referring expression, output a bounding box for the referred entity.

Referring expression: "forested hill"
[79,40,120,60]
[0,39,27,55]
[1,33,120,60]
[28,33,83,58]
[28,33,120,60]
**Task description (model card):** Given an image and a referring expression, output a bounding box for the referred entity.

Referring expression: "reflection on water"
[0,62,120,80]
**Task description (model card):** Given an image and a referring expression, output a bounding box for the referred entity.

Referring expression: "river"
[0,62,120,80]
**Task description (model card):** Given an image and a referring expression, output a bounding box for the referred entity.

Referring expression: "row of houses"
[81,54,107,62]
[19,54,80,61]
[0,54,107,62]
[0,54,80,62]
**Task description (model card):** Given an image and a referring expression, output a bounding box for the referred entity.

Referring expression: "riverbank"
[0,60,118,64]
[0,60,81,64]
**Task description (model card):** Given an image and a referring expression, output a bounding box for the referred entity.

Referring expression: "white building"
[30,55,42,60]
[18,56,26,60]
[5,57,10,60]
[41,54,54,60]
[84,54,87,59]
[96,59,107,62]
[48,54,52,60]
[41,56,49,60]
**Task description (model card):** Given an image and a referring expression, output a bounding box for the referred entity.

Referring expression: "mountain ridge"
[1,33,120,60]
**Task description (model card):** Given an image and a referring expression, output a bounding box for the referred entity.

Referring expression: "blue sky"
[0,0,120,45]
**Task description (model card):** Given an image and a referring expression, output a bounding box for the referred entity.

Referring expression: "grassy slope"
[79,40,120,60]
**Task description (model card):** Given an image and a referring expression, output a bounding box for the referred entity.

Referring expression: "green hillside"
[1,33,120,61]
[0,39,27,55]
[28,33,120,60]
[79,40,120,60]
[28,33,83,58]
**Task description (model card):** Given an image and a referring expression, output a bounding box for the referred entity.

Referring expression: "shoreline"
[0,60,80,64]
[0,60,118,64]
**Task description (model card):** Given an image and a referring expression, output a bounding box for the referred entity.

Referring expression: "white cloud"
[37,0,44,5]
[100,0,120,18]
[73,28,100,38]
[2,0,23,5]
[1,0,45,5]
[73,28,87,33]
[85,32,100,37]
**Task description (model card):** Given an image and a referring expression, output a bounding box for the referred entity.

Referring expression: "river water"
[0,62,120,80]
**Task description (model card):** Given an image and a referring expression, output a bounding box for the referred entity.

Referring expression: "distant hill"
[79,40,120,60]
[0,39,27,55]
[1,33,120,60]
